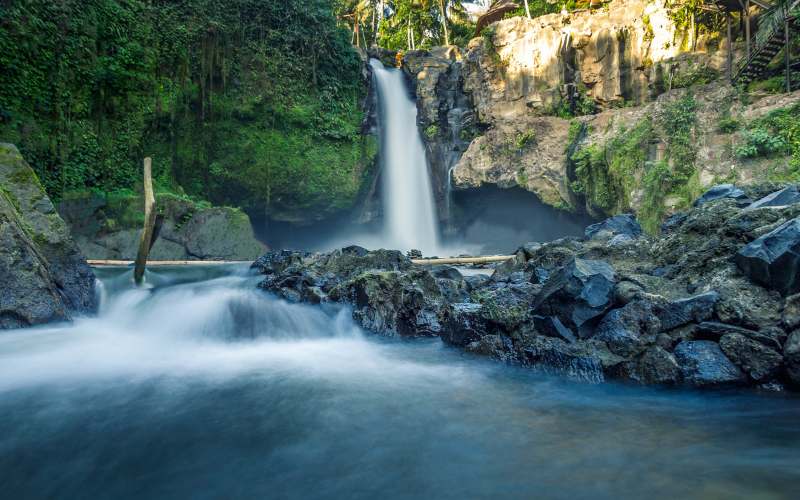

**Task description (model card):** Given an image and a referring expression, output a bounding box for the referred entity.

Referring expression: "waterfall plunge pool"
[1,266,799,499]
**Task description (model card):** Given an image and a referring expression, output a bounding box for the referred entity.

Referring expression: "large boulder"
[59,191,265,261]
[593,300,660,357]
[441,303,489,346]
[0,144,96,328]
[533,258,616,336]
[718,332,783,382]
[735,217,800,295]
[673,340,746,387]
[693,184,750,207]
[584,214,642,241]
[744,185,800,211]
[521,336,606,384]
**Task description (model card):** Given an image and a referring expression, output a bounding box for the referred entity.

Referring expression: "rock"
[585,214,642,241]
[783,293,800,330]
[673,341,746,387]
[532,315,577,343]
[464,274,490,290]
[656,292,719,331]
[784,330,800,386]
[744,185,800,211]
[182,207,265,260]
[522,337,605,384]
[693,184,751,207]
[534,258,616,336]
[613,281,645,305]
[719,332,783,382]
[695,321,784,351]
[735,217,800,295]
[637,347,681,385]
[593,301,660,357]
[441,303,489,346]
[0,143,96,328]
[431,266,463,280]
[407,249,423,259]
[59,190,265,261]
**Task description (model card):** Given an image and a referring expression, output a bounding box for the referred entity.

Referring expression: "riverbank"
[253,183,800,391]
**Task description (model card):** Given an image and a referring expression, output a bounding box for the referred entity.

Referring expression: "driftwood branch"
[411,255,513,266]
[133,157,157,285]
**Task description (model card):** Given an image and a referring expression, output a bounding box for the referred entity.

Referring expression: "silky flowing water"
[1,266,799,499]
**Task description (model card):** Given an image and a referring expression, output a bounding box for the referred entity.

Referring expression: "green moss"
[515,130,535,150]
[424,124,440,140]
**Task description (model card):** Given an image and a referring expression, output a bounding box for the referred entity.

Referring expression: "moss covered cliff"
[0,0,376,223]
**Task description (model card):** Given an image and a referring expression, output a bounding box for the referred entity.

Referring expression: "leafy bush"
[735,127,788,159]
[717,117,740,133]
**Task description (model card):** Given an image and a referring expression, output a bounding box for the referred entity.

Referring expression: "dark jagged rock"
[695,321,784,351]
[735,218,800,295]
[593,301,659,357]
[584,214,642,241]
[745,185,800,211]
[441,303,488,346]
[637,346,681,385]
[431,266,463,280]
[719,332,783,382]
[534,258,616,336]
[673,341,746,387]
[522,337,605,384]
[693,184,750,207]
[655,292,719,331]
[464,274,490,290]
[532,315,577,343]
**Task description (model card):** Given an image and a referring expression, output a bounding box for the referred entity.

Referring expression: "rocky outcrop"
[58,191,265,261]
[394,1,800,224]
[253,183,800,391]
[0,144,96,328]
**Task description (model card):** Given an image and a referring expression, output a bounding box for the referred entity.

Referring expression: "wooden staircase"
[735,0,800,85]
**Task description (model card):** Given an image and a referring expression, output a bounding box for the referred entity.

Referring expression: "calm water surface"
[1,266,798,499]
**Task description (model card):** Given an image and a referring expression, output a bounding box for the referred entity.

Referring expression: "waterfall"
[370,58,439,254]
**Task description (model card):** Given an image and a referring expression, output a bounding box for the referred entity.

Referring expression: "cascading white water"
[370,58,439,254]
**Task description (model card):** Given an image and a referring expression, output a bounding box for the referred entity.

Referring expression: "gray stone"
[637,346,681,385]
[744,185,800,211]
[522,337,605,384]
[533,315,577,343]
[735,217,800,295]
[585,214,642,241]
[534,258,616,336]
[441,303,488,346]
[719,332,783,382]
[673,341,747,387]
[783,330,800,386]
[656,292,719,331]
[593,301,659,357]
[693,184,750,207]
[0,144,96,328]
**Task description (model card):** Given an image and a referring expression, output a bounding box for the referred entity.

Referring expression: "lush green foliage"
[570,94,701,233]
[0,0,374,220]
[734,104,800,179]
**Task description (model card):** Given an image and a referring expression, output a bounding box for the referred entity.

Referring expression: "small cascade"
[370,58,439,254]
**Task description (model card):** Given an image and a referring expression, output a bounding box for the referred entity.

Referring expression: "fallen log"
[411,255,514,266]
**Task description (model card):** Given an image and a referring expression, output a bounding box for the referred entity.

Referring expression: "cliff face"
[0,144,96,329]
[399,0,798,229]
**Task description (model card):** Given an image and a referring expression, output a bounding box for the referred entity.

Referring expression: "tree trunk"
[438,0,450,45]
[134,158,157,285]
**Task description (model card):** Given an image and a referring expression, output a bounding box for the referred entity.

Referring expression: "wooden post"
[133,157,156,285]
[727,13,734,82]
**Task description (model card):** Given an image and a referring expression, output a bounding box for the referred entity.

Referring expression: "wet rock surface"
[1,144,96,328]
[254,184,800,390]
